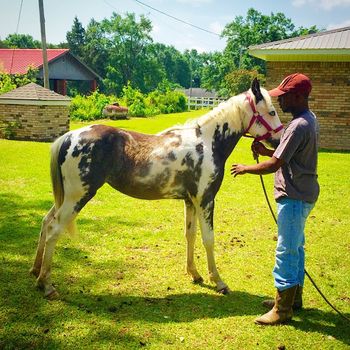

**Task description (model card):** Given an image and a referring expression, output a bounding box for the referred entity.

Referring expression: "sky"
[0,0,350,53]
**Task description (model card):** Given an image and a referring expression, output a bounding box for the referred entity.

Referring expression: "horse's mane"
[158,93,244,135]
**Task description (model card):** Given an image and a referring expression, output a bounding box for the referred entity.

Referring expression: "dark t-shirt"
[273,110,319,203]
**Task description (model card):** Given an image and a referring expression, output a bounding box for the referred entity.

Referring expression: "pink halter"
[244,93,283,142]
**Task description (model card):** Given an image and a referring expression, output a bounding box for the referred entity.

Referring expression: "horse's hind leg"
[36,200,78,298]
[184,200,203,283]
[30,205,56,277]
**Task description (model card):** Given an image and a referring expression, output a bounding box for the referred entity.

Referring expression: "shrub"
[69,83,188,121]
[0,67,38,94]
[128,97,147,118]
[121,84,148,117]
[70,91,115,121]
[0,120,21,139]
[147,89,187,115]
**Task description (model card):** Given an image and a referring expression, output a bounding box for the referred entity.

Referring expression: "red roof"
[0,49,69,74]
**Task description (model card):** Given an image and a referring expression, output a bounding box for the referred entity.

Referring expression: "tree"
[66,16,86,58]
[81,13,159,94]
[183,49,208,88]
[198,8,319,96]
[200,51,234,97]
[83,18,109,80]
[103,13,154,92]
[2,34,41,48]
[222,8,319,73]
[225,69,265,96]
[149,44,192,88]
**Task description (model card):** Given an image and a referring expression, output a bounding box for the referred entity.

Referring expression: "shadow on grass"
[291,308,350,345]
[0,192,52,253]
[1,191,349,348]
[61,289,350,346]
[0,192,153,349]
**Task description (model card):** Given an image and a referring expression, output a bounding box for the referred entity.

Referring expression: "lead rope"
[255,155,350,323]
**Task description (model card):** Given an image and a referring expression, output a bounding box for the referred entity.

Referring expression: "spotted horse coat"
[30,79,283,298]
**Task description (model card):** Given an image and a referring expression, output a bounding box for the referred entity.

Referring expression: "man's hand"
[251,141,274,158]
[230,164,247,177]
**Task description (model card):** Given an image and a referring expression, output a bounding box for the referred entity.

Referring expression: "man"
[231,73,319,325]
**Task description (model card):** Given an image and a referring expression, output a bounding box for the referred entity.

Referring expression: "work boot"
[255,285,297,325]
[262,285,303,310]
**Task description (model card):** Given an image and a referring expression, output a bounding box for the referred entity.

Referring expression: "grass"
[0,109,349,349]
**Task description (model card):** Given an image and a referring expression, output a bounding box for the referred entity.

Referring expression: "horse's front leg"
[197,201,230,294]
[184,200,203,284]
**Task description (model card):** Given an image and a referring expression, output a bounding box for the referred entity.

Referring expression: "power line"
[132,0,221,37]
[15,0,24,33]
[10,0,24,74]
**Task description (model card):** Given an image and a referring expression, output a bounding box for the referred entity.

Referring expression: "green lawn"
[0,110,349,349]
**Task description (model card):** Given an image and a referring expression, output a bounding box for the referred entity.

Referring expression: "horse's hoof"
[192,276,204,284]
[45,289,60,300]
[217,286,231,295]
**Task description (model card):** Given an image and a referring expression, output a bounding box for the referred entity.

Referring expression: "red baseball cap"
[268,73,312,97]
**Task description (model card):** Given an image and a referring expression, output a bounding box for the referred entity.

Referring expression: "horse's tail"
[50,134,77,235]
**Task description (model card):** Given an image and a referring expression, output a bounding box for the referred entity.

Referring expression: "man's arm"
[230,156,284,177]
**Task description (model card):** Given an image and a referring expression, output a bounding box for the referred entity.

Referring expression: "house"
[249,26,350,150]
[0,49,101,96]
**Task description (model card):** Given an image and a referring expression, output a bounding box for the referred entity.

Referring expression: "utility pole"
[38,0,49,89]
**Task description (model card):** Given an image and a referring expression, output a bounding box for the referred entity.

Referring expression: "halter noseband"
[243,93,283,142]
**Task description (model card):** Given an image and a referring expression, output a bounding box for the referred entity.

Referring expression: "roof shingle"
[0,82,70,101]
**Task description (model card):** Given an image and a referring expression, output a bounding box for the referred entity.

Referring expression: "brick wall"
[266,61,350,150]
[0,103,69,141]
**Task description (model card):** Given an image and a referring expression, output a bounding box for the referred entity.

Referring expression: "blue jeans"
[273,198,315,291]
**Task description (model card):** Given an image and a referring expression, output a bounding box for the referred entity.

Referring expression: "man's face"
[277,92,295,113]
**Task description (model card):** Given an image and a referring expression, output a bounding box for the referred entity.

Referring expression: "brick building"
[0,82,70,141]
[249,26,350,150]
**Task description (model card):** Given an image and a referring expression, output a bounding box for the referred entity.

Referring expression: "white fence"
[187,96,225,110]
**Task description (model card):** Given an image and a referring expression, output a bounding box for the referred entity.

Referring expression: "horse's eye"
[269,111,276,116]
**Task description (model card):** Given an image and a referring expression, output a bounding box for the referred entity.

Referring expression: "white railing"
[187,96,225,110]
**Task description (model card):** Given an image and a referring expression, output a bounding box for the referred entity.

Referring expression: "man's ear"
[251,78,264,104]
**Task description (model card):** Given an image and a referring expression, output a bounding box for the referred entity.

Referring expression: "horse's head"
[242,78,283,149]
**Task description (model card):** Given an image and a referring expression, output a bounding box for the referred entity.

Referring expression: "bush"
[0,67,38,94]
[128,97,147,118]
[121,83,187,117]
[121,84,147,117]
[70,91,115,121]
[69,83,188,121]
[147,89,187,115]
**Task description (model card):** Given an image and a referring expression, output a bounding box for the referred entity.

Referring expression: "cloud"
[292,0,307,6]
[176,0,212,4]
[209,21,224,35]
[292,0,350,10]
[327,19,350,29]
[151,23,160,35]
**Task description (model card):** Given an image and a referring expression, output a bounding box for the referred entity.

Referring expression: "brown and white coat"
[30,79,282,298]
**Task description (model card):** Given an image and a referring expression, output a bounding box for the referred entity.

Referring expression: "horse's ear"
[251,78,264,104]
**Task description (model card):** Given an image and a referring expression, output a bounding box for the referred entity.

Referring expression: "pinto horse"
[30,79,283,298]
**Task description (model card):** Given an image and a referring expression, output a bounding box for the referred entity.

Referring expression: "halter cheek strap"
[244,93,283,142]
